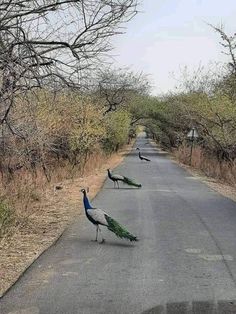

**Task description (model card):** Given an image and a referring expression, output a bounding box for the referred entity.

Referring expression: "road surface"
[1,135,236,314]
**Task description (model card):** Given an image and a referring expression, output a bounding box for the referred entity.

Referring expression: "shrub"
[0,200,14,238]
[103,110,131,152]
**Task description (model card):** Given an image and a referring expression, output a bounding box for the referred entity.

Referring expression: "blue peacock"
[136,147,151,162]
[107,169,141,189]
[81,189,138,243]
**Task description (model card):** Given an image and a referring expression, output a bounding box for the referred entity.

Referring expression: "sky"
[112,0,236,95]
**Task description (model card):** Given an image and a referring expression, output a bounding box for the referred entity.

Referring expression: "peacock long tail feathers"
[122,176,142,188]
[105,215,138,242]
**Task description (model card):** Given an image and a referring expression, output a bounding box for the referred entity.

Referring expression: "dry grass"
[0,142,133,296]
[172,144,236,202]
[174,145,236,186]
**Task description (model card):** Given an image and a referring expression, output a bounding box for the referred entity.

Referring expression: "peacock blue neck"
[83,193,93,210]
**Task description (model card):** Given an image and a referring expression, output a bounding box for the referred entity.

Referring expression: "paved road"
[1,136,236,314]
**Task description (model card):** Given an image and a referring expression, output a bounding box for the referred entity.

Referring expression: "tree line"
[129,26,236,183]
[0,1,235,235]
[0,0,151,183]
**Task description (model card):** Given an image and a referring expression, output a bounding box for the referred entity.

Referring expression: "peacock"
[81,189,138,243]
[136,147,151,162]
[107,169,142,189]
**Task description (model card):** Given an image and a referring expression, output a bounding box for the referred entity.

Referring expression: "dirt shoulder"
[0,143,133,297]
[174,161,236,202]
[149,140,236,202]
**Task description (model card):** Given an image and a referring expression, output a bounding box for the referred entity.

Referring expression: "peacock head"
[80,188,89,195]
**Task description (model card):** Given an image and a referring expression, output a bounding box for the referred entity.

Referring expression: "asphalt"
[1,135,236,314]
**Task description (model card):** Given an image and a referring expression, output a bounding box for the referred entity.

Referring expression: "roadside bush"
[36,92,106,166]
[103,110,131,152]
[0,200,14,238]
[0,92,108,178]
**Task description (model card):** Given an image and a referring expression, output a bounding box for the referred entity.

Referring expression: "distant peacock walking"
[107,169,141,189]
[136,147,151,162]
[81,189,138,243]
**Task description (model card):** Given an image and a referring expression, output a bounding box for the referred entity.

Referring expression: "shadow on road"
[70,237,137,248]
[101,241,137,248]
[142,299,236,314]
[128,151,169,157]
[104,187,141,190]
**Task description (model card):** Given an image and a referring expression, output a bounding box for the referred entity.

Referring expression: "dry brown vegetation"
[1,1,236,299]
[0,0,148,296]
[173,145,236,185]
[0,142,133,296]
[131,27,236,188]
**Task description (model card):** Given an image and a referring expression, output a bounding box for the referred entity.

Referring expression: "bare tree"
[0,0,138,122]
[210,24,236,75]
[93,67,150,114]
[0,0,139,178]
[209,24,236,100]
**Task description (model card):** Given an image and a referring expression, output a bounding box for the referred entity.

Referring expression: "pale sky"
[112,0,236,94]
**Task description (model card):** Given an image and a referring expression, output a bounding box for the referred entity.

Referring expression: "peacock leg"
[96,225,99,241]
[98,226,105,244]
[117,181,119,189]
[91,225,98,242]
